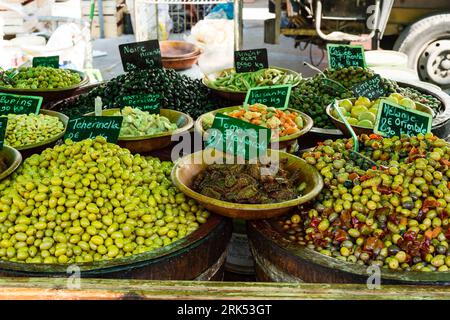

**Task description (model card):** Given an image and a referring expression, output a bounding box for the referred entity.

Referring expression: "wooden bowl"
[160,40,201,59]
[248,219,450,285]
[202,67,301,103]
[0,145,22,182]
[162,52,201,71]
[12,109,68,159]
[171,149,324,220]
[195,106,313,152]
[0,70,89,107]
[87,108,194,154]
[326,98,434,137]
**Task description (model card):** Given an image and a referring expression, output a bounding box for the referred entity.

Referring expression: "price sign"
[244,85,291,110]
[374,99,432,138]
[0,118,7,148]
[119,94,160,114]
[0,93,42,115]
[119,40,162,72]
[65,116,123,143]
[352,74,386,100]
[327,44,366,70]
[206,113,271,160]
[234,49,269,73]
[32,56,59,68]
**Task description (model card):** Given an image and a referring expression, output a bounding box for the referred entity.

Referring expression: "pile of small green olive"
[0,67,81,89]
[4,113,65,148]
[278,133,450,272]
[0,137,209,264]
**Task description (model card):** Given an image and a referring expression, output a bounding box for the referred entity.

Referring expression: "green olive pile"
[54,68,233,119]
[0,67,81,90]
[289,67,398,129]
[279,133,450,272]
[398,87,442,115]
[4,113,65,148]
[0,137,209,264]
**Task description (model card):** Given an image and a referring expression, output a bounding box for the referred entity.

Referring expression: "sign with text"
[206,113,271,160]
[234,49,268,73]
[244,85,291,110]
[327,44,366,70]
[374,99,432,138]
[32,56,59,68]
[352,74,386,100]
[0,118,7,148]
[119,94,160,113]
[65,116,123,143]
[0,93,42,115]
[119,40,162,72]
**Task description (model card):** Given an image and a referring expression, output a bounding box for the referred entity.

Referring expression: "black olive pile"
[53,69,232,119]
[289,67,399,129]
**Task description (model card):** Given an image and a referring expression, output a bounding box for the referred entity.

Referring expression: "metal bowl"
[0,69,89,107]
[194,106,313,152]
[13,109,68,159]
[326,98,433,137]
[171,149,323,220]
[0,145,22,181]
[87,108,194,154]
[202,67,302,103]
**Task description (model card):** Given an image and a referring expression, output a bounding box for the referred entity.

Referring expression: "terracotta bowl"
[171,149,323,220]
[160,40,201,59]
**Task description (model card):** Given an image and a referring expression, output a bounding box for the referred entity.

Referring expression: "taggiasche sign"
[327,44,366,70]
[65,116,123,143]
[374,99,432,138]
[206,113,271,160]
[32,56,59,68]
[244,85,291,110]
[0,93,42,115]
[234,49,269,73]
[119,40,162,72]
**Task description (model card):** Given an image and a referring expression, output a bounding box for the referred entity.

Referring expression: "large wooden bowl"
[171,149,323,220]
[0,70,89,107]
[86,108,194,154]
[0,145,22,181]
[326,98,434,137]
[0,214,232,280]
[160,40,201,59]
[248,219,450,285]
[203,67,301,103]
[11,109,68,159]
[195,106,313,152]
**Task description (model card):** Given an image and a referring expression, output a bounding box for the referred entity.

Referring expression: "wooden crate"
[0,0,39,36]
[83,4,125,38]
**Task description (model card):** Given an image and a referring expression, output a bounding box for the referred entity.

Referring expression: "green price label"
[327,44,366,70]
[32,56,59,68]
[0,93,42,115]
[206,113,271,160]
[244,85,292,110]
[0,118,7,148]
[374,99,432,138]
[120,94,160,113]
[65,116,123,143]
[352,74,386,100]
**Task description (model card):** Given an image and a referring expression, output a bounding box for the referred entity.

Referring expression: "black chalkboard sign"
[327,44,366,70]
[206,113,271,160]
[352,74,386,100]
[119,94,160,114]
[234,49,269,73]
[0,93,42,115]
[244,85,291,110]
[374,99,432,138]
[65,116,123,143]
[32,56,59,68]
[0,118,7,148]
[119,40,162,72]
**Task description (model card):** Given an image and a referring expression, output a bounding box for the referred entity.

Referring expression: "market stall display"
[203,67,301,103]
[171,149,323,219]
[87,108,194,154]
[195,105,313,151]
[249,133,450,284]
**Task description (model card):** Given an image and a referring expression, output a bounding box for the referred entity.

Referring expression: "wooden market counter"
[0,277,450,300]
